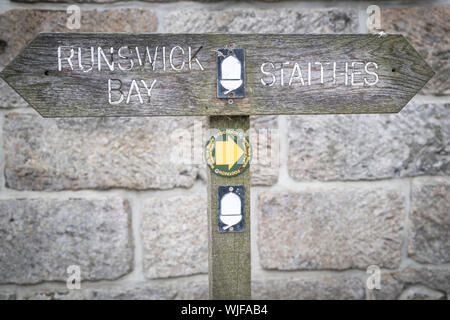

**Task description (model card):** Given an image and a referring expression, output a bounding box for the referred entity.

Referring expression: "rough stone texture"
[250,116,279,186]
[258,187,405,270]
[92,281,209,300]
[408,177,450,264]
[0,198,132,284]
[0,291,16,300]
[165,8,358,33]
[394,266,450,296]
[366,272,404,300]
[141,194,208,279]
[288,103,450,181]
[24,281,209,300]
[24,290,88,300]
[399,285,446,300]
[253,276,365,300]
[4,113,203,190]
[383,6,450,95]
[3,112,279,191]
[368,266,450,300]
[0,9,158,108]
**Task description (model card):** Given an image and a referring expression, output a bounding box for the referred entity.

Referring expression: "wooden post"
[207,115,251,300]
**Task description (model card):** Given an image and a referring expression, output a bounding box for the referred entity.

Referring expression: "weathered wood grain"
[0,33,434,117]
[208,116,251,300]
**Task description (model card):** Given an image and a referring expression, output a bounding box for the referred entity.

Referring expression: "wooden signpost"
[0,33,433,300]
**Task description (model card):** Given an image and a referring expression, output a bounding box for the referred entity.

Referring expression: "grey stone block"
[253,276,365,299]
[4,113,202,190]
[0,198,133,284]
[409,177,450,264]
[165,8,358,34]
[288,103,449,181]
[258,187,405,270]
[23,280,209,300]
[141,194,208,278]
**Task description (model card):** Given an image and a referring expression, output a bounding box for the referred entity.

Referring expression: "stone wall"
[0,0,448,300]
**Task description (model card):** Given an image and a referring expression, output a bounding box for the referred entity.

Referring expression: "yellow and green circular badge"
[205,128,252,177]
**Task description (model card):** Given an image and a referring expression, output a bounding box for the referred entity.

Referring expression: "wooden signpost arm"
[208,115,251,300]
[0,32,434,301]
[0,34,434,117]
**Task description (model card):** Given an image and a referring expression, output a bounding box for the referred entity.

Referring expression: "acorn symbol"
[220,55,243,95]
[219,191,242,230]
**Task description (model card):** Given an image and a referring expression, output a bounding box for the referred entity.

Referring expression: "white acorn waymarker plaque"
[216,48,245,99]
[220,55,243,94]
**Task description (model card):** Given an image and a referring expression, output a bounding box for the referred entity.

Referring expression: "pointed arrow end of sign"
[0,62,47,118]
[390,35,435,113]
[421,58,435,89]
[0,61,17,91]
[402,35,435,89]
